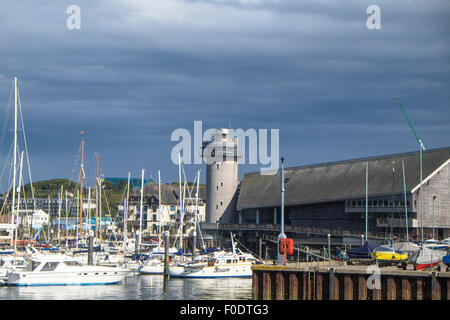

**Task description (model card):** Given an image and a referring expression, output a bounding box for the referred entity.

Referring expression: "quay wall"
[252,263,450,300]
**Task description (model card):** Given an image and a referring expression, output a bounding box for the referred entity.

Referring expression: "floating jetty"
[252,262,450,300]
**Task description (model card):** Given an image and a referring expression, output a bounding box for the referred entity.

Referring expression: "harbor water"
[0,274,252,300]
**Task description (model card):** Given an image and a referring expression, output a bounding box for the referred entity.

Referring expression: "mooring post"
[135,231,139,255]
[163,231,169,277]
[87,232,93,265]
[329,268,336,300]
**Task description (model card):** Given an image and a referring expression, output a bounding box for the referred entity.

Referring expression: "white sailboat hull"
[139,264,164,274]
[6,266,130,286]
[168,262,252,278]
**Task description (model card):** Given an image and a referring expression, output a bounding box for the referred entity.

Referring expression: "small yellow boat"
[370,246,408,266]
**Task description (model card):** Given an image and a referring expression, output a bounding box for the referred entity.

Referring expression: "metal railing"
[200,222,386,239]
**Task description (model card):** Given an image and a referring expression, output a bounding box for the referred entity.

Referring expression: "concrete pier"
[252,262,450,300]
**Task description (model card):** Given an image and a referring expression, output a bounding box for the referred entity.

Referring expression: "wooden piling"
[263,272,271,300]
[386,277,396,300]
[289,273,298,300]
[316,273,323,300]
[344,276,353,300]
[402,278,411,300]
[358,276,367,300]
[302,272,308,300]
[252,272,259,300]
[307,272,312,300]
[275,273,285,300]
[416,279,423,300]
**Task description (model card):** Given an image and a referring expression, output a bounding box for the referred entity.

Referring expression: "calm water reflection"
[0,274,252,300]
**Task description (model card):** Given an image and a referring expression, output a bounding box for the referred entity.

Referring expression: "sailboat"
[139,170,164,274]
[5,253,131,286]
[0,77,41,252]
[139,170,178,274]
[167,232,258,278]
[410,246,446,271]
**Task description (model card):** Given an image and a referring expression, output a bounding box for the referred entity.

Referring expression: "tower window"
[220,182,223,187]
[217,164,219,170]
[216,205,218,210]
[216,186,218,190]
[220,201,223,206]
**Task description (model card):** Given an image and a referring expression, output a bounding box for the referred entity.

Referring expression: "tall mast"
[95,153,99,239]
[158,170,162,251]
[14,151,24,253]
[48,195,51,243]
[11,77,18,237]
[419,148,423,245]
[178,152,183,250]
[65,190,68,248]
[79,134,84,240]
[87,187,91,234]
[98,173,102,241]
[193,170,200,259]
[139,168,145,251]
[390,161,395,241]
[76,190,79,248]
[401,160,409,242]
[123,172,130,249]
[57,185,63,247]
[365,162,369,243]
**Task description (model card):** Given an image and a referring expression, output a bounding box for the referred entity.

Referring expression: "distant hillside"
[12,178,127,217]
[23,179,79,198]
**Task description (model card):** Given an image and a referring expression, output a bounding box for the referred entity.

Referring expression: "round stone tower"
[202,128,239,224]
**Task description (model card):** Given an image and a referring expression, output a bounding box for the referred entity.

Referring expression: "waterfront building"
[119,182,206,237]
[235,147,450,240]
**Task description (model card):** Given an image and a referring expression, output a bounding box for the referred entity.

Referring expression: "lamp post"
[277,157,287,265]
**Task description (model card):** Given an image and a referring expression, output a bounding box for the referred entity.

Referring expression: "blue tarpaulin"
[347,242,377,259]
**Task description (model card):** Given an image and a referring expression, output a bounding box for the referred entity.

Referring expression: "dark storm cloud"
[0,0,449,185]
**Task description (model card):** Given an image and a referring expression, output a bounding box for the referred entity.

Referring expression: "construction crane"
[395,97,425,245]
[395,97,426,151]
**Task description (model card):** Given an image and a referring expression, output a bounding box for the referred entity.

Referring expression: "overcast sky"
[0,0,449,190]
